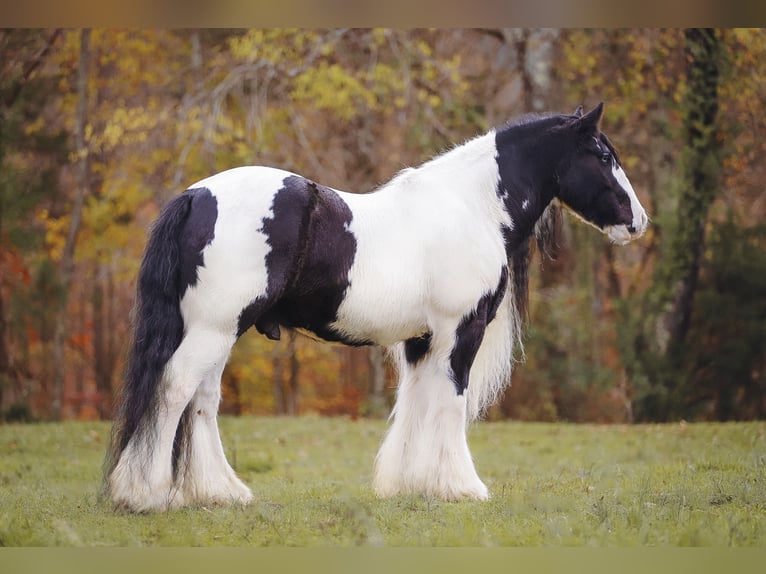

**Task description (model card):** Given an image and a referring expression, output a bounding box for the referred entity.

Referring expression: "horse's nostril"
[629,211,649,235]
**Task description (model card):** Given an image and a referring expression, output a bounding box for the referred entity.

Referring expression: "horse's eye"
[600,152,611,164]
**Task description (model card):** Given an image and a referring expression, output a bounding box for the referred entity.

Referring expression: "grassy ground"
[0,416,764,546]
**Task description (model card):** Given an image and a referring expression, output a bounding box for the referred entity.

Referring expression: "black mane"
[499,111,577,131]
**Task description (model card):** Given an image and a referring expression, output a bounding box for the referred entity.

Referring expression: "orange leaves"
[69,328,92,353]
[0,246,31,287]
[712,29,766,225]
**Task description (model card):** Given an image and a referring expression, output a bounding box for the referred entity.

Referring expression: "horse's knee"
[165,368,200,409]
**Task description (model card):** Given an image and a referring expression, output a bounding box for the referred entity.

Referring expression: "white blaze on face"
[606,161,648,245]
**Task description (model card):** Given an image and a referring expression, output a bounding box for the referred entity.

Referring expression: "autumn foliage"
[1,29,764,422]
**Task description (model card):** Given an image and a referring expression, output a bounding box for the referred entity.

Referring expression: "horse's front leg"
[374,305,492,501]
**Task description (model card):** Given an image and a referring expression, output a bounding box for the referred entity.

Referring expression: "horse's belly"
[331,283,428,346]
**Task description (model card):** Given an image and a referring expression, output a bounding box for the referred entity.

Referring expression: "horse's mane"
[509,201,561,327]
[501,111,574,132]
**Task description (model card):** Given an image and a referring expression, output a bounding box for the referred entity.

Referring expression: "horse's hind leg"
[178,334,253,507]
[111,325,246,512]
[109,328,223,511]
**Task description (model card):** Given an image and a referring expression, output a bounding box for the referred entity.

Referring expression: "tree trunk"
[507,29,534,112]
[0,287,15,415]
[271,339,286,415]
[631,29,722,421]
[286,331,299,416]
[367,346,387,418]
[51,28,91,420]
[0,135,8,414]
[101,264,117,417]
[93,263,116,418]
[0,31,62,416]
[657,28,722,353]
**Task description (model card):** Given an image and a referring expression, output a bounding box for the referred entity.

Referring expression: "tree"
[50,29,91,420]
[6,29,766,422]
[0,29,64,420]
[627,29,724,421]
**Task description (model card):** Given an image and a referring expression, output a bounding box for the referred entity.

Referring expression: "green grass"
[0,416,764,546]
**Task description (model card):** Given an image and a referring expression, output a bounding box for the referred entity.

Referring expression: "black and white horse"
[104,102,647,512]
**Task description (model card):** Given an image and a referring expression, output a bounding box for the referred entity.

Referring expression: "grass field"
[0,416,764,546]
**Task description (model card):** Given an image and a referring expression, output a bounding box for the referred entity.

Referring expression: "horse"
[104,102,648,512]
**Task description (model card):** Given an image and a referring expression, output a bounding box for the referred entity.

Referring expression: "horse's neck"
[392,132,502,204]
[503,186,556,250]
[378,129,556,247]
[495,131,560,249]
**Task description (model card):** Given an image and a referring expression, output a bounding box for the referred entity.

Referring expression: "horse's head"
[554,102,648,245]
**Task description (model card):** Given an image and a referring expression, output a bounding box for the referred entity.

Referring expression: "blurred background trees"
[0,28,763,423]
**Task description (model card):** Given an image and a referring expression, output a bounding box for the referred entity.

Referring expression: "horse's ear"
[573,105,584,118]
[575,102,604,134]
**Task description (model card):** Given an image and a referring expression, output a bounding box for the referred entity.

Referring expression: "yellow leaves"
[622,154,640,171]
[416,40,433,58]
[40,28,477,289]
[101,121,123,149]
[37,143,158,269]
[228,29,319,66]
[37,209,68,262]
[412,88,439,109]
[560,29,685,110]
[560,30,597,83]
[24,116,46,137]
[292,62,376,121]
[228,30,266,62]
[371,28,388,47]
[95,106,158,152]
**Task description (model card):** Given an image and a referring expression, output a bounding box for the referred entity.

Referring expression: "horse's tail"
[103,191,194,490]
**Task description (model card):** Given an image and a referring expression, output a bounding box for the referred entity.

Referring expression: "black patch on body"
[404,332,432,365]
[237,176,366,345]
[178,187,218,298]
[449,267,508,395]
